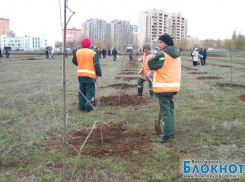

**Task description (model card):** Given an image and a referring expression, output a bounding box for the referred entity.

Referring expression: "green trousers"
[137,77,152,90]
[157,95,175,137]
[78,83,95,112]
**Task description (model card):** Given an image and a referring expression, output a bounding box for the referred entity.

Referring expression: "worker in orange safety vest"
[136,43,154,99]
[148,34,181,143]
[72,38,102,112]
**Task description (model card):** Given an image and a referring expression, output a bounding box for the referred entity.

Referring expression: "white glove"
[96,76,101,81]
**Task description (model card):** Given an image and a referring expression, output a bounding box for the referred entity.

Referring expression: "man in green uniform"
[148,34,181,143]
[72,38,102,112]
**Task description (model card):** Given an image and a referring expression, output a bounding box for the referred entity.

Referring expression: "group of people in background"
[191,48,207,66]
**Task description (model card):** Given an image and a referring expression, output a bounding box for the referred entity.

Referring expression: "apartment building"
[81,19,109,46]
[65,28,82,43]
[81,19,133,49]
[0,18,10,48]
[138,9,188,47]
[110,20,131,48]
[170,12,188,41]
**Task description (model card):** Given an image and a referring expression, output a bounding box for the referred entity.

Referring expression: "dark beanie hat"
[158,34,174,46]
[81,38,92,48]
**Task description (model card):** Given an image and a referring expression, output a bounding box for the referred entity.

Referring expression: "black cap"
[158,34,174,46]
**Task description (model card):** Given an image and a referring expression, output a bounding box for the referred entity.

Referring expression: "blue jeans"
[113,55,117,61]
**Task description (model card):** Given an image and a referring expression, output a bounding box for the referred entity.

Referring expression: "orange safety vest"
[139,53,154,77]
[76,48,96,78]
[152,51,181,93]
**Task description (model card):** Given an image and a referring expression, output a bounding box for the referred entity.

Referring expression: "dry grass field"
[0,51,245,181]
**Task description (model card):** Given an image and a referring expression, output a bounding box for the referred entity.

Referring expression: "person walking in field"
[192,48,199,66]
[112,48,118,61]
[136,43,154,99]
[5,49,10,58]
[72,38,102,112]
[203,49,207,65]
[45,47,49,59]
[129,49,133,61]
[148,34,181,143]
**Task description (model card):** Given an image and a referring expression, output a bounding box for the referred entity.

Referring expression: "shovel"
[155,109,162,135]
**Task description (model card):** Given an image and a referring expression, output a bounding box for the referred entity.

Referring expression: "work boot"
[148,90,154,99]
[156,136,173,143]
[136,88,143,96]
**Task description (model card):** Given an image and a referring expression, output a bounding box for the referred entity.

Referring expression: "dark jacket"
[148,45,181,96]
[203,50,207,58]
[72,52,102,83]
[112,49,117,56]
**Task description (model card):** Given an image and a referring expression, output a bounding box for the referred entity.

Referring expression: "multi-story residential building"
[81,19,110,47]
[138,9,188,47]
[110,20,131,49]
[0,18,10,48]
[170,12,188,41]
[65,28,82,43]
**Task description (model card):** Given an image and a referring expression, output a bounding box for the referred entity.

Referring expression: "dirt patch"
[45,123,153,159]
[207,53,226,57]
[188,72,208,74]
[181,66,198,70]
[216,83,245,89]
[219,65,233,68]
[240,95,245,102]
[122,69,138,71]
[102,83,137,89]
[197,76,223,80]
[118,72,137,75]
[115,77,138,81]
[207,63,219,66]
[24,57,41,60]
[126,61,139,67]
[95,94,148,107]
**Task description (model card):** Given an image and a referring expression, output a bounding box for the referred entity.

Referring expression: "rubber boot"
[136,88,143,96]
[148,90,154,99]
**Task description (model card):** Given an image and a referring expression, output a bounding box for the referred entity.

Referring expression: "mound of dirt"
[240,95,245,102]
[197,76,223,80]
[188,72,208,74]
[115,77,138,81]
[95,94,148,107]
[119,71,137,75]
[45,123,153,159]
[216,83,245,89]
[219,65,233,68]
[181,66,198,70]
[102,83,137,89]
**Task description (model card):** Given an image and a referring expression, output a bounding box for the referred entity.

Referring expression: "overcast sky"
[1,0,245,43]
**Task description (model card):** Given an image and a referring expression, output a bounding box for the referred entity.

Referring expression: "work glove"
[96,76,101,82]
[138,58,143,63]
[147,70,154,77]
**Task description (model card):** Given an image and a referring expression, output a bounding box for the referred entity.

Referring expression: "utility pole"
[62,0,67,181]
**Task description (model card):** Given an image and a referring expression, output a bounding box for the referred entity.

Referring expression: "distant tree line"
[175,30,245,51]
